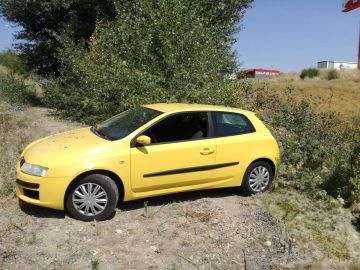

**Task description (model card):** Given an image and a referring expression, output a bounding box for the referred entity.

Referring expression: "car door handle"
[200,149,215,155]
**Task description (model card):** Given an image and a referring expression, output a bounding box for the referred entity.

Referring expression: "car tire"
[66,174,119,221]
[240,161,274,196]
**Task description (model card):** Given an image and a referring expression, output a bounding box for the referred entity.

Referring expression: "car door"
[211,111,257,183]
[130,111,216,193]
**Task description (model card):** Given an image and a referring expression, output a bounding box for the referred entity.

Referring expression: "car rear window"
[212,112,255,137]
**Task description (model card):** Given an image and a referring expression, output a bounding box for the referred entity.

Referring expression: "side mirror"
[136,135,151,146]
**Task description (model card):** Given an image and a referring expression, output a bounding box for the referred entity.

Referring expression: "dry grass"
[255,70,360,117]
[0,101,80,196]
[0,101,28,196]
[260,190,360,269]
[0,65,9,75]
[0,64,44,99]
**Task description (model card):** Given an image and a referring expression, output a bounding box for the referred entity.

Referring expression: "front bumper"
[16,164,72,210]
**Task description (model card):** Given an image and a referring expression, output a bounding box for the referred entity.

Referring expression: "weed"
[16,119,27,128]
[0,247,16,269]
[28,232,37,244]
[92,219,101,236]
[91,258,100,270]
[260,190,360,267]
[300,68,319,79]
[327,69,339,80]
[143,201,149,218]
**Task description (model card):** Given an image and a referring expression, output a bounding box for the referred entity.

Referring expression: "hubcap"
[72,183,108,216]
[249,166,270,192]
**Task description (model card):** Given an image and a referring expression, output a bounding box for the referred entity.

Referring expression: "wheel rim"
[72,183,108,216]
[249,166,270,192]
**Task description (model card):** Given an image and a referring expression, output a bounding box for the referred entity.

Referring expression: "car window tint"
[144,112,208,143]
[213,112,255,137]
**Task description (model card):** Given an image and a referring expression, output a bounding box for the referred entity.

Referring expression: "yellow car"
[16,103,279,221]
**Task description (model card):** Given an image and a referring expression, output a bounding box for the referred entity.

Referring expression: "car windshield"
[91,107,162,141]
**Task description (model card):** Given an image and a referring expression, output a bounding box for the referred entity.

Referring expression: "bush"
[0,50,29,76]
[300,68,319,80]
[209,81,360,216]
[327,69,339,80]
[44,0,252,123]
[0,74,39,106]
[243,82,360,225]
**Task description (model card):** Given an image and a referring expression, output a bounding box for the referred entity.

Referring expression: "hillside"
[0,102,359,269]
[257,70,360,117]
[1,64,360,268]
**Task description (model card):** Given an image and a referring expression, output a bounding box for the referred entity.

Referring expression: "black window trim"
[130,111,214,148]
[210,111,256,138]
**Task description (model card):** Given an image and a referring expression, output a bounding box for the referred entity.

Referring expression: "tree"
[0,0,117,74]
[0,50,29,75]
[44,0,253,123]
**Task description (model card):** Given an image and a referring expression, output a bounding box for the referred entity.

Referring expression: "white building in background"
[317,60,357,70]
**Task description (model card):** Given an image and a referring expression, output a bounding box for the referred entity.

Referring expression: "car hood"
[23,127,111,167]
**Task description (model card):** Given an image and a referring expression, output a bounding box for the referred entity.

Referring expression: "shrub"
[0,74,28,105]
[243,82,360,225]
[0,50,29,76]
[44,0,252,123]
[327,69,339,80]
[300,68,319,80]
[0,74,39,106]
[214,81,359,211]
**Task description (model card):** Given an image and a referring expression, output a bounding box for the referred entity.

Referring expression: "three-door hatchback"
[16,103,279,221]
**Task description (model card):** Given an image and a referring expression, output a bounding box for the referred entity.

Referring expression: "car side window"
[213,112,255,137]
[143,112,209,144]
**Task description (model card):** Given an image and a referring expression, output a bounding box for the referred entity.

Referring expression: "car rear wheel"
[241,161,273,195]
[66,174,119,221]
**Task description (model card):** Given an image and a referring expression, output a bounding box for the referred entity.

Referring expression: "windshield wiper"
[90,126,111,140]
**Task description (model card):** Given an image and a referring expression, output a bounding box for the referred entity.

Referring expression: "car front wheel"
[241,161,274,196]
[66,174,119,221]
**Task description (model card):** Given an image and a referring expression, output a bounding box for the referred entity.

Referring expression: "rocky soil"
[0,190,293,270]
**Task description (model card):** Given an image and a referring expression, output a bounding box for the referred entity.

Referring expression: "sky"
[0,0,359,72]
[0,17,18,51]
[235,0,360,72]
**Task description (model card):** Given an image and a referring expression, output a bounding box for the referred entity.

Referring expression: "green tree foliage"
[44,0,253,123]
[0,50,29,75]
[0,0,117,74]
[0,74,38,106]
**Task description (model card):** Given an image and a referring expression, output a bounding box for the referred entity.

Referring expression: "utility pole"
[342,0,360,69]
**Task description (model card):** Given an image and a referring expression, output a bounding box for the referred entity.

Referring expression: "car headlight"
[21,162,48,177]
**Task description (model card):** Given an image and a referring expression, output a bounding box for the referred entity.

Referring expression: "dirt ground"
[0,190,294,270]
[0,107,358,270]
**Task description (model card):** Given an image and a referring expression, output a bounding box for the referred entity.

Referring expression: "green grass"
[260,189,360,267]
[91,258,100,270]
[0,65,44,105]
[0,64,9,75]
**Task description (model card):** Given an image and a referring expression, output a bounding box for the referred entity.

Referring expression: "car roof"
[142,103,254,115]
